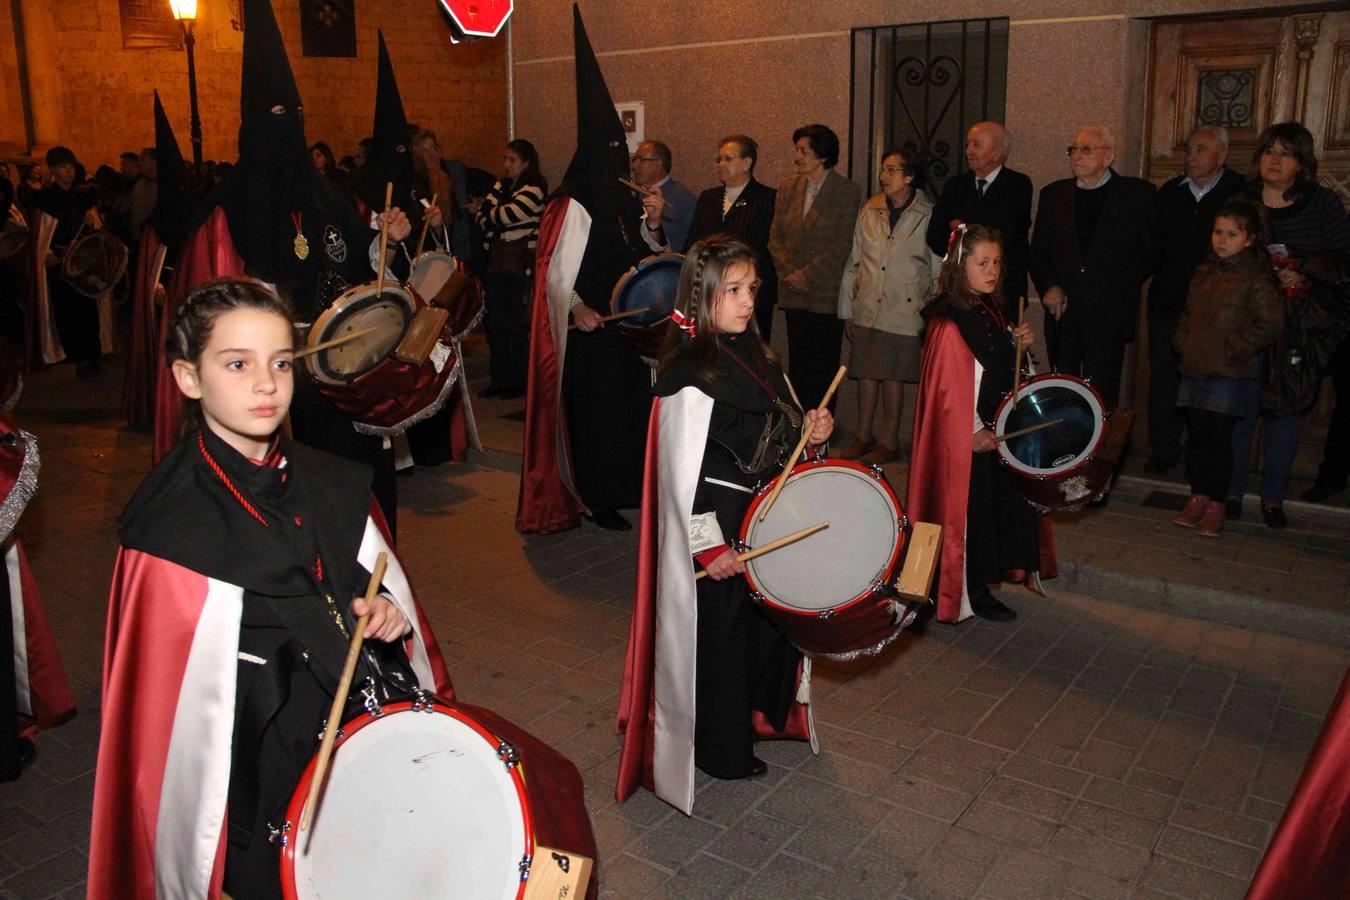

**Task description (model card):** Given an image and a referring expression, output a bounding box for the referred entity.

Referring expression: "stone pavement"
[2,342,1348,899]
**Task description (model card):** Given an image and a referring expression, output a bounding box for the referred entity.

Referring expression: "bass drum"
[740,458,920,659]
[993,373,1114,511]
[610,252,683,363]
[62,230,129,298]
[407,250,484,341]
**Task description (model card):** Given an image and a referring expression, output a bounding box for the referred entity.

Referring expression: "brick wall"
[4,0,506,172]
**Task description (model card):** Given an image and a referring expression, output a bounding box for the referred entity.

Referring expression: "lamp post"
[170,0,203,170]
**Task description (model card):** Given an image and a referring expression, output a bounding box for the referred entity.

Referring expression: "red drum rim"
[993,373,1106,478]
[740,458,906,618]
[280,699,535,900]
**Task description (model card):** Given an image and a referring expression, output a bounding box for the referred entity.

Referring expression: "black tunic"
[654,335,803,776]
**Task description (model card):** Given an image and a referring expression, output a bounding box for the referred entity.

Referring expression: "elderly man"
[927,121,1033,319]
[631,140,697,252]
[687,134,778,336]
[1144,125,1245,473]
[1030,124,1155,407]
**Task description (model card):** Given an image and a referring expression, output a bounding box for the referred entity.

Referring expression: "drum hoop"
[280,699,535,900]
[741,459,905,617]
[62,232,129,294]
[608,252,685,312]
[305,284,414,385]
[408,250,457,293]
[993,374,1106,477]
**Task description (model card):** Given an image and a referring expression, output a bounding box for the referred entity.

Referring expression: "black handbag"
[486,237,533,276]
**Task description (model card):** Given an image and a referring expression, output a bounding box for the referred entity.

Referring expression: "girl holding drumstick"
[89,279,451,898]
[617,237,829,812]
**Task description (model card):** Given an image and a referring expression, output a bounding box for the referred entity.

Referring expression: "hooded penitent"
[149,90,192,249]
[355,31,423,236]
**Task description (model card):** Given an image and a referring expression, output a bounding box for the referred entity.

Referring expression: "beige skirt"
[848,326,921,382]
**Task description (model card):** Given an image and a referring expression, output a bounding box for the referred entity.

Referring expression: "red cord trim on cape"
[196,433,269,528]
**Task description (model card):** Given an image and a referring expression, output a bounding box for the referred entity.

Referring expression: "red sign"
[437,0,513,38]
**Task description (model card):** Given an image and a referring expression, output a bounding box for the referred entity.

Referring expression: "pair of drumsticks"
[1000,298,1060,444]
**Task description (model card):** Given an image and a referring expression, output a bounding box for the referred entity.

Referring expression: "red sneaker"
[1173,494,1208,527]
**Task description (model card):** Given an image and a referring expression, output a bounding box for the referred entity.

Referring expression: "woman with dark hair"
[1227,122,1350,528]
[768,124,863,410]
[837,145,940,464]
[616,237,826,813]
[474,138,548,399]
[308,141,336,176]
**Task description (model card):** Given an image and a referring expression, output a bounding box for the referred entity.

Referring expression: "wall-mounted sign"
[615,101,644,156]
[437,0,514,40]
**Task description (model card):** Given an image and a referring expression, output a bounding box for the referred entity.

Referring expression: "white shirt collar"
[1076,169,1113,190]
[974,165,1003,187]
[1180,169,1225,201]
[653,175,671,189]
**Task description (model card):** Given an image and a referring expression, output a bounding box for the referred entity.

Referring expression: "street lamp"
[170,0,203,169]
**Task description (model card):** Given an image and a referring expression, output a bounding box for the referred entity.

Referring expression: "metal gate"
[848,18,1010,195]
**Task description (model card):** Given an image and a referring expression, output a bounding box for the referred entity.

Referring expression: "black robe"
[687,179,779,337]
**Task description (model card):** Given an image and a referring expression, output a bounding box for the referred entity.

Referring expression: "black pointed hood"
[557,4,645,309]
[357,31,419,230]
[150,91,192,247]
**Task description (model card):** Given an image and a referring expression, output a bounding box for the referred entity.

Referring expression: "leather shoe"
[588,508,632,531]
[970,586,1017,622]
[701,756,768,780]
[1301,480,1345,503]
[478,385,503,398]
[1262,505,1287,530]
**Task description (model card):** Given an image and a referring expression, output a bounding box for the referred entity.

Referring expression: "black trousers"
[1147,316,1185,464]
[50,275,101,365]
[1046,310,1127,408]
[1314,340,1350,488]
[783,309,843,411]
[964,451,1040,587]
[562,326,651,510]
[483,270,530,392]
[1184,407,1239,500]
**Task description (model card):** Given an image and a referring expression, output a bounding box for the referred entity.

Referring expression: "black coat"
[1030,170,1157,341]
[927,167,1033,307]
[688,178,778,312]
[1147,168,1246,320]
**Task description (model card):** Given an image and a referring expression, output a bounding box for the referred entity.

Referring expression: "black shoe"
[478,385,502,398]
[1225,498,1243,520]
[1301,481,1345,503]
[588,508,632,531]
[1143,457,1177,475]
[700,756,768,780]
[970,587,1017,622]
[1262,505,1287,530]
[498,386,524,400]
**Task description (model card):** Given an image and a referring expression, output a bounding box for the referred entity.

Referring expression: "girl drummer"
[907,224,1047,624]
[617,238,829,807]
[89,278,451,898]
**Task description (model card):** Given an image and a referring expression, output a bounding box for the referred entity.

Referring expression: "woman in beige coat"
[837,146,941,464]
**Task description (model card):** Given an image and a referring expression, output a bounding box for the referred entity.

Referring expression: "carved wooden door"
[1140,8,1350,480]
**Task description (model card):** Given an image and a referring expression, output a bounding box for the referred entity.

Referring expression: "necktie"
[977,178,987,198]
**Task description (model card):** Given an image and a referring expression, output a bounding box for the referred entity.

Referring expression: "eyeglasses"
[1066,145,1108,157]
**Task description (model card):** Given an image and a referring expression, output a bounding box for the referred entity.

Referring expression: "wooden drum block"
[895,521,941,603]
[394,306,449,366]
[523,845,594,900]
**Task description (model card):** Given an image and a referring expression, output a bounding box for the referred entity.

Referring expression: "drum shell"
[740,459,909,659]
[61,231,129,298]
[314,344,456,436]
[610,252,683,364]
[994,373,1111,512]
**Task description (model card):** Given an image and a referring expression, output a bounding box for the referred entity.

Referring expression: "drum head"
[305,284,414,385]
[284,703,531,900]
[744,461,902,613]
[995,375,1104,475]
[408,250,456,300]
[62,232,128,297]
[610,253,684,326]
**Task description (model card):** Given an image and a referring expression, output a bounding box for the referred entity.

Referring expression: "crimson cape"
[5,536,77,740]
[121,226,166,428]
[615,388,816,815]
[907,317,1057,623]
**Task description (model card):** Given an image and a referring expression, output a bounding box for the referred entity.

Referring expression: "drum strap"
[702,476,753,495]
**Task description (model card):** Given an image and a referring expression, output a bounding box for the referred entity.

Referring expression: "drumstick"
[300,551,388,832]
[375,182,393,299]
[695,521,829,580]
[996,418,1063,443]
[1012,296,1026,402]
[757,365,847,523]
[292,326,381,359]
[566,306,651,331]
[413,192,438,259]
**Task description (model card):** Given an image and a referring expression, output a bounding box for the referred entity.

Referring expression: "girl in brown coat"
[1172,198,1282,536]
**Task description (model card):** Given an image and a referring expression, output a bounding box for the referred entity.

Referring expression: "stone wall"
[0,0,507,172]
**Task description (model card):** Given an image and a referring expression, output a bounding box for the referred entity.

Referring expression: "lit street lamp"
[170,0,203,169]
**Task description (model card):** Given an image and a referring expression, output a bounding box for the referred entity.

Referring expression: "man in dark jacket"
[1143,125,1245,473]
[1030,124,1156,407]
[927,121,1033,320]
[687,134,779,337]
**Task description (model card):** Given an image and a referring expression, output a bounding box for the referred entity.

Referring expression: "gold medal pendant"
[293,231,310,260]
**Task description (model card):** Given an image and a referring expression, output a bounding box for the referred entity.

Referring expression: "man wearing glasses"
[631,140,697,253]
[1030,124,1156,407]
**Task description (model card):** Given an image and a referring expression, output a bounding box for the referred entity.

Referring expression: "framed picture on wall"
[616,101,644,156]
[118,0,182,50]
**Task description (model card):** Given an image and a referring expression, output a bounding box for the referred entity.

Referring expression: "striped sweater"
[476,179,545,251]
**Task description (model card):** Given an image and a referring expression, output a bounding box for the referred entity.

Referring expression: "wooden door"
[1139,7,1350,479]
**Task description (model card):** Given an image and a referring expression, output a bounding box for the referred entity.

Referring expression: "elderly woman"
[474,139,547,399]
[1227,122,1350,528]
[837,146,940,464]
[768,124,863,410]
